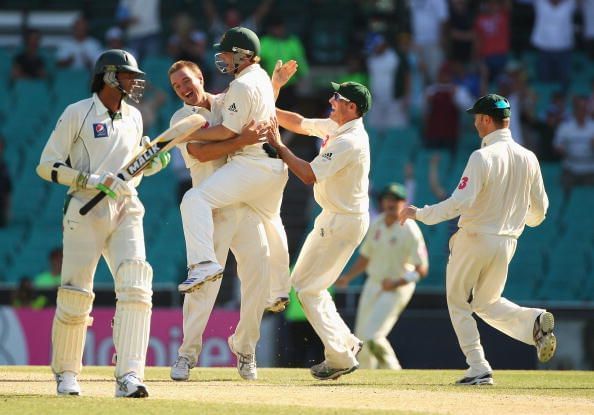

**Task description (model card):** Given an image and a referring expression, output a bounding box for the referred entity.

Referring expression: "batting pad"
[51,286,95,375]
[113,260,153,379]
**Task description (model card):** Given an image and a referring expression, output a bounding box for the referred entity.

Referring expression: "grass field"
[1,366,594,415]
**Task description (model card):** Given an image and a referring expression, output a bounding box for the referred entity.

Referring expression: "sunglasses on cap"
[332,92,351,102]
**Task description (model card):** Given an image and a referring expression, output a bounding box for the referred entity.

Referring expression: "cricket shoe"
[455,372,494,386]
[310,360,358,381]
[178,261,223,294]
[115,372,148,398]
[228,336,257,380]
[170,356,192,381]
[534,311,556,362]
[265,296,289,313]
[55,371,80,396]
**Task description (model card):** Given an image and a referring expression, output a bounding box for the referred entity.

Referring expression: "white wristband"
[402,271,420,283]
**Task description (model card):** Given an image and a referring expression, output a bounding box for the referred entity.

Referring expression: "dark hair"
[91,73,105,93]
[492,117,509,128]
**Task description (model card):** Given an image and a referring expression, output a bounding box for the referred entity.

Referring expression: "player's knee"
[55,286,95,324]
[114,259,153,305]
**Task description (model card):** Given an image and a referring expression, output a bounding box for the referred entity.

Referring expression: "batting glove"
[143,151,171,177]
[87,172,133,199]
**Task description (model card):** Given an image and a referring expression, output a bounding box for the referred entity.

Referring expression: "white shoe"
[55,371,80,396]
[178,261,223,294]
[534,311,557,362]
[228,336,257,380]
[310,360,358,381]
[170,356,192,381]
[265,296,289,313]
[455,372,494,386]
[115,372,148,398]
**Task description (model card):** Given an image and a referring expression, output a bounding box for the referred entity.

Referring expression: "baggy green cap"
[330,81,372,115]
[466,94,511,119]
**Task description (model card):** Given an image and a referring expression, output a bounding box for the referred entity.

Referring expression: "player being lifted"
[267,80,373,380]
[36,49,169,397]
[174,27,291,314]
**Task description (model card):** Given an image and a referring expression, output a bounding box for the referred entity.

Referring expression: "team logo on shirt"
[458,176,469,190]
[321,152,333,161]
[93,123,108,138]
[227,103,238,113]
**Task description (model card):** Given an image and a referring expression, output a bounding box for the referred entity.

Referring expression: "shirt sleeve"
[39,105,77,165]
[526,155,549,227]
[407,223,429,268]
[310,137,356,182]
[416,151,486,225]
[301,118,338,139]
[358,224,374,258]
[221,83,250,134]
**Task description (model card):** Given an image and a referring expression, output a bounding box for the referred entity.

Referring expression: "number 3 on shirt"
[458,177,469,190]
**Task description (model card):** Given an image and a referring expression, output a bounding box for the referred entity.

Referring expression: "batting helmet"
[93,49,145,103]
[214,27,260,74]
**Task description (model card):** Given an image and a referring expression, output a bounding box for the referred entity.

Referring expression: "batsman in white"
[268,81,372,380]
[174,26,291,313]
[36,49,169,397]
[336,183,428,370]
[167,60,271,381]
[400,94,556,385]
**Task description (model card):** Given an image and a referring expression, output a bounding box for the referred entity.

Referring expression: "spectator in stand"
[33,248,63,289]
[259,18,310,110]
[11,28,47,80]
[446,0,477,64]
[56,15,102,71]
[423,62,473,156]
[105,26,126,50]
[530,0,577,86]
[116,0,161,62]
[366,34,410,140]
[167,14,211,87]
[553,95,594,198]
[0,137,11,228]
[473,0,511,83]
[409,0,449,83]
[203,0,274,43]
[583,0,594,60]
[337,54,368,87]
[536,90,568,161]
[450,59,487,99]
[12,277,48,309]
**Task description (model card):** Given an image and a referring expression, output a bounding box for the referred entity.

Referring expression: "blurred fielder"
[400,94,555,385]
[337,183,428,369]
[36,49,169,397]
[167,60,272,381]
[269,81,372,380]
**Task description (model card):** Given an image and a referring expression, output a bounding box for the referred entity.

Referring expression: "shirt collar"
[481,128,513,148]
[335,117,364,136]
[235,63,260,78]
[92,93,130,117]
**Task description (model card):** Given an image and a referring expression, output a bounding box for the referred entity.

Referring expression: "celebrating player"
[400,94,555,385]
[174,26,291,314]
[267,81,372,380]
[167,60,271,381]
[36,49,169,397]
[336,183,428,369]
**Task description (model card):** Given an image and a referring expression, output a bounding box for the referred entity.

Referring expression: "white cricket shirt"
[221,64,275,159]
[170,95,225,187]
[302,117,370,215]
[359,214,428,284]
[40,93,143,193]
[416,128,549,238]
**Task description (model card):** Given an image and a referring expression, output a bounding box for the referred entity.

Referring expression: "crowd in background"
[2,0,594,305]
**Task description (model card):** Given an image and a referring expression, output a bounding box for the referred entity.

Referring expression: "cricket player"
[268,81,372,380]
[174,26,291,314]
[167,60,271,381]
[336,183,428,369]
[400,94,555,385]
[36,49,169,397]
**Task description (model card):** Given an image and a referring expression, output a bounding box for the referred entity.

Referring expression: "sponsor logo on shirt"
[321,152,333,161]
[227,103,238,113]
[93,123,108,138]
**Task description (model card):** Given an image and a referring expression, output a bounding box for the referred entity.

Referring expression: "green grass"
[1,367,593,415]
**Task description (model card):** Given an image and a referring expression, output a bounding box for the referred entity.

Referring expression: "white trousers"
[292,210,369,368]
[58,191,149,376]
[182,155,290,302]
[447,229,543,375]
[354,279,415,369]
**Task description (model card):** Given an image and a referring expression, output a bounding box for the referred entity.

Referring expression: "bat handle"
[79,192,107,215]
[79,173,125,216]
